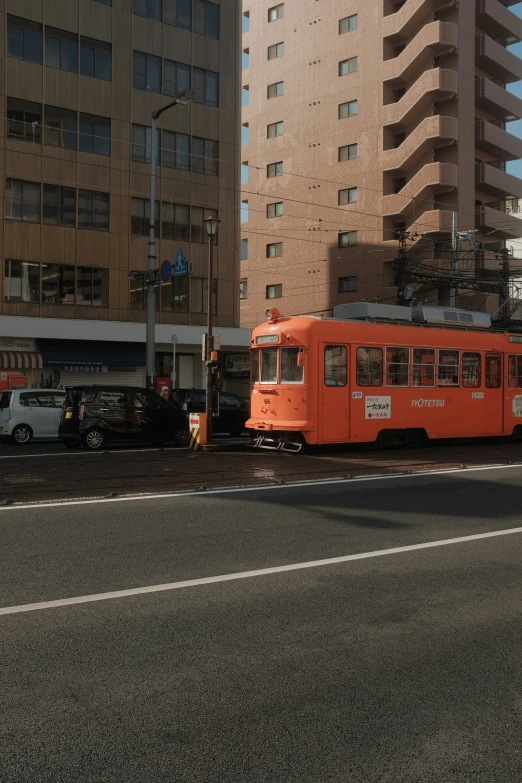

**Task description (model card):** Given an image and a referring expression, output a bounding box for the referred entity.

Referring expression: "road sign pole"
[171,333,178,387]
[146,115,157,391]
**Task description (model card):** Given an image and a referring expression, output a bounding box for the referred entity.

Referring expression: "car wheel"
[12,424,33,445]
[173,427,190,447]
[83,428,105,451]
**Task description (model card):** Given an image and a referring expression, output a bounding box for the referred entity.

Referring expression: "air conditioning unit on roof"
[333,302,413,321]
[411,306,491,328]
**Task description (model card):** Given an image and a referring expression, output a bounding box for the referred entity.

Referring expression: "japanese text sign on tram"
[365,396,391,420]
[173,248,188,278]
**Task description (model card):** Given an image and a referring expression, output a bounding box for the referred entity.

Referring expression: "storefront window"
[4,259,40,302]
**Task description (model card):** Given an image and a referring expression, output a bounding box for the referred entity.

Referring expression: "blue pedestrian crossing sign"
[173,248,188,277]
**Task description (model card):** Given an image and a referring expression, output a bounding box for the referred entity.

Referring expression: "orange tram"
[246,303,522,452]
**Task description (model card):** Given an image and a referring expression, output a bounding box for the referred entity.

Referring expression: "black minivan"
[59,386,190,450]
[170,389,249,436]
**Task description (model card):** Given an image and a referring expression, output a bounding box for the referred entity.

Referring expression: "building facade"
[240,0,522,329]
[0,0,248,394]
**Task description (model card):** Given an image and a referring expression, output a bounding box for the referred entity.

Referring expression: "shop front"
[38,340,146,388]
[0,337,43,390]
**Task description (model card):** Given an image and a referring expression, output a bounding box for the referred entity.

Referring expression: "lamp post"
[203,215,220,442]
[145,90,194,391]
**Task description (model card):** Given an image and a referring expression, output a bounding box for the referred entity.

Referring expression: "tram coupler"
[252,434,303,453]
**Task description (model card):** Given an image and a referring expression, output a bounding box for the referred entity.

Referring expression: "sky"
[506,3,522,178]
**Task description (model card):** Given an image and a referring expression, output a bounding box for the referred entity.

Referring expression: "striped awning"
[0,351,43,370]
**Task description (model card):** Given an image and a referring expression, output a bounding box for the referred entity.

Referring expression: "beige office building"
[240,0,522,328]
[0,0,249,392]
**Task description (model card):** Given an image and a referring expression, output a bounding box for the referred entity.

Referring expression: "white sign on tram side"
[365,396,391,420]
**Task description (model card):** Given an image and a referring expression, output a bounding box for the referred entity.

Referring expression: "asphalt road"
[1,467,522,781]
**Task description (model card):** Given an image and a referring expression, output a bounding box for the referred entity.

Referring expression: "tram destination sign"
[509,335,522,343]
[256,334,279,344]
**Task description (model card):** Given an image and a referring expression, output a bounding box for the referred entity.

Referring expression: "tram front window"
[261,348,278,383]
[281,347,304,383]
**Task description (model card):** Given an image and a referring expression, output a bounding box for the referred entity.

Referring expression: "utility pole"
[394,230,412,306]
[450,211,458,308]
[145,90,194,391]
[499,245,511,319]
[203,216,220,443]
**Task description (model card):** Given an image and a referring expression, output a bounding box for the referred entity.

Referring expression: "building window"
[267,81,284,99]
[193,67,219,107]
[240,278,248,300]
[41,264,76,305]
[356,347,383,386]
[268,42,284,60]
[193,0,220,39]
[164,58,191,96]
[191,207,218,244]
[268,4,284,21]
[7,16,43,64]
[267,161,283,178]
[266,284,282,299]
[131,198,159,237]
[77,267,109,307]
[4,260,40,303]
[130,276,145,310]
[338,231,357,247]
[191,137,218,175]
[133,51,162,92]
[325,346,347,387]
[165,0,192,30]
[338,187,358,205]
[94,0,112,4]
[339,143,357,161]
[5,179,40,223]
[190,277,217,314]
[339,57,357,76]
[163,130,190,170]
[43,185,76,227]
[132,124,161,164]
[267,201,283,218]
[161,275,189,313]
[133,0,162,20]
[339,14,358,34]
[78,114,111,156]
[80,36,111,81]
[338,276,357,293]
[43,105,77,149]
[161,202,190,241]
[267,121,283,138]
[78,190,109,231]
[7,99,42,144]
[339,100,358,119]
[240,238,248,261]
[266,242,283,258]
[45,27,78,73]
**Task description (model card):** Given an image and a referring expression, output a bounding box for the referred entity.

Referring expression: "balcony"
[475,76,522,120]
[475,118,522,161]
[476,205,522,238]
[383,68,458,127]
[383,115,458,171]
[475,35,522,83]
[409,209,455,236]
[476,163,522,199]
[383,22,458,86]
[383,0,456,42]
[382,163,458,217]
[476,0,522,45]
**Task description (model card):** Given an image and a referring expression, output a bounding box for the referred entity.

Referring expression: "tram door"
[484,353,503,435]
[321,344,350,443]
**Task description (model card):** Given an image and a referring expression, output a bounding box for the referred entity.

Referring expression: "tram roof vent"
[333,302,413,322]
[411,306,491,328]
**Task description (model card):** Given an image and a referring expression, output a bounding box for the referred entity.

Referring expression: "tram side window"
[281,347,304,383]
[251,348,260,384]
[260,347,278,383]
[356,347,383,386]
[438,349,459,386]
[462,352,481,388]
[485,354,501,388]
[508,354,522,388]
[412,348,435,387]
[324,345,347,386]
[385,346,409,386]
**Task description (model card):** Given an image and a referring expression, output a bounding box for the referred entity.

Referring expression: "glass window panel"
[147,55,161,91]
[281,347,304,384]
[206,1,219,38]
[24,182,41,222]
[61,39,78,72]
[193,0,205,35]
[163,60,178,95]
[95,48,111,80]
[94,123,110,156]
[191,277,203,312]
[175,204,190,241]
[133,52,147,89]
[80,45,95,76]
[205,71,219,106]
[25,29,43,62]
[132,124,146,162]
[45,36,61,68]
[412,348,435,387]
[77,267,93,305]
[79,121,94,153]
[261,348,278,383]
[202,278,217,315]
[191,206,203,243]
[385,346,409,386]
[130,275,145,309]
[61,187,76,227]
[43,184,59,225]
[356,347,383,386]
[325,346,347,386]
[78,190,93,228]
[177,133,190,170]
[93,192,109,231]
[4,260,40,303]
[174,275,189,312]
[251,349,260,384]
[191,136,205,173]
[462,352,481,388]
[92,268,109,306]
[438,349,460,387]
[485,354,501,389]
[8,25,24,58]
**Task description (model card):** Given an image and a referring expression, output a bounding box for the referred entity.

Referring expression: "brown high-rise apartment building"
[0,0,249,393]
[240,0,522,329]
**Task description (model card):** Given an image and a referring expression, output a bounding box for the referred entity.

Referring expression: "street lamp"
[204,215,220,442]
[145,89,195,391]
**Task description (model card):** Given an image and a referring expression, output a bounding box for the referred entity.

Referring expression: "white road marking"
[1,524,521,617]
[0,447,186,459]
[0,461,521,512]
